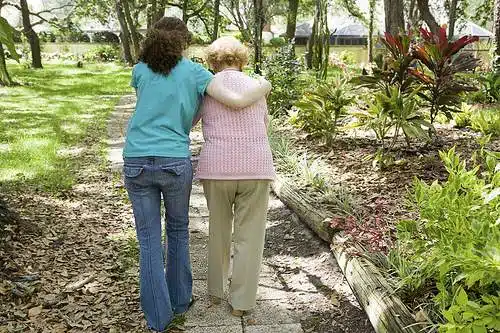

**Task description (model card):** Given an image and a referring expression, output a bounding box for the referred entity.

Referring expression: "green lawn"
[0,63,132,191]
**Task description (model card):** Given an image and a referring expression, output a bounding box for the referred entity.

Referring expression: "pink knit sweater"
[195,69,275,180]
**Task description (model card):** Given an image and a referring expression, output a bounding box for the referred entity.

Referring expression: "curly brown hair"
[138,17,191,75]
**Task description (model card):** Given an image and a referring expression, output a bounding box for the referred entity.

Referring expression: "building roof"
[334,23,368,36]
[454,22,494,39]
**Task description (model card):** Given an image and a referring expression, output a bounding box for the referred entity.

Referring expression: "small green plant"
[470,107,500,137]
[440,288,500,333]
[479,72,500,103]
[298,154,327,191]
[291,77,353,145]
[269,37,286,47]
[351,86,432,150]
[84,45,119,62]
[339,50,356,65]
[453,103,475,128]
[263,44,303,116]
[388,147,500,331]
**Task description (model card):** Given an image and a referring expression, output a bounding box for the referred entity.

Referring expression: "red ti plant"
[409,26,480,124]
[379,31,416,89]
[354,32,417,92]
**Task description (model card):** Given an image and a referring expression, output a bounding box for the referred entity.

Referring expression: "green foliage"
[338,50,356,66]
[478,72,500,103]
[470,107,500,137]
[269,37,287,47]
[0,17,20,62]
[263,44,303,116]
[453,103,475,128]
[389,147,500,332]
[350,31,432,159]
[298,154,327,191]
[351,86,432,149]
[84,45,120,62]
[291,77,353,144]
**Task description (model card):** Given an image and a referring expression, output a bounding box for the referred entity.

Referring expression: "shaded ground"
[0,95,375,332]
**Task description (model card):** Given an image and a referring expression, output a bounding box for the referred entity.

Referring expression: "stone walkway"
[108,95,375,333]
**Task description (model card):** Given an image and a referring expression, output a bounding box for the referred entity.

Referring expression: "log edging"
[271,174,424,333]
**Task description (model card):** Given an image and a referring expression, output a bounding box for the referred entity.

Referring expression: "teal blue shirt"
[123,58,213,158]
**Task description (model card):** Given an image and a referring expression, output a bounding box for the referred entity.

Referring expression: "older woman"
[194,37,275,316]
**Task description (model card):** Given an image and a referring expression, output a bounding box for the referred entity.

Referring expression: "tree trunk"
[286,0,299,40]
[20,0,42,69]
[448,0,458,40]
[147,0,155,29]
[121,0,140,59]
[408,0,420,28]
[253,0,264,74]
[182,0,189,23]
[317,0,329,79]
[305,1,319,69]
[0,43,13,86]
[115,0,133,65]
[384,0,405,35]
[494,0,500,73]
[368,0,375,62]
[417,0,440,33]
[154,3,165,24]
[212,0,221,42]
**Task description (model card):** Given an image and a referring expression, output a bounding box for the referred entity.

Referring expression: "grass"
[0,63,132,192]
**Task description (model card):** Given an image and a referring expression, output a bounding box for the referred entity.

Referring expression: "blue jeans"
[123,157,193,332]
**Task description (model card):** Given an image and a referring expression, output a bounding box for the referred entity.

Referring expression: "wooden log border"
[271,175,425,333]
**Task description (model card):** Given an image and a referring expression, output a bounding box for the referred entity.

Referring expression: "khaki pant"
[202,179,270,311]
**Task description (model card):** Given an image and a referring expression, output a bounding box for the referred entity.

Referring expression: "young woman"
[123,18,271,332]
[194,36,276,317]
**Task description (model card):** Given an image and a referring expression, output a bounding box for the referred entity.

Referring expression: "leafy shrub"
[466,90,490,104]
[479,72,500,103]
[83,45,119,62]
[351,86,432,150]
[339,50,356,65]
[389,147,500,332]
[269,37,286,47]
[470,107,500,137]
[39,31,56,43]
[453,103,475,128]
[290,77,353,144]
[263,44,303,116]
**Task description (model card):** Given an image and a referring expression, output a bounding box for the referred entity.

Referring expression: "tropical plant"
[291,77,353,145]
[352,31,416,92]
[351,86,432,149]
[410,26,481,123]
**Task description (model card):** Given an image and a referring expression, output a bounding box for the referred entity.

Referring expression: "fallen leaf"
[28,306,42,318]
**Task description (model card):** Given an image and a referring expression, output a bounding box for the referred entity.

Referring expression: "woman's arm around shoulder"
[206,75,272,109]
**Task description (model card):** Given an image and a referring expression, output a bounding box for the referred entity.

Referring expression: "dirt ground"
[273,120,500,253]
